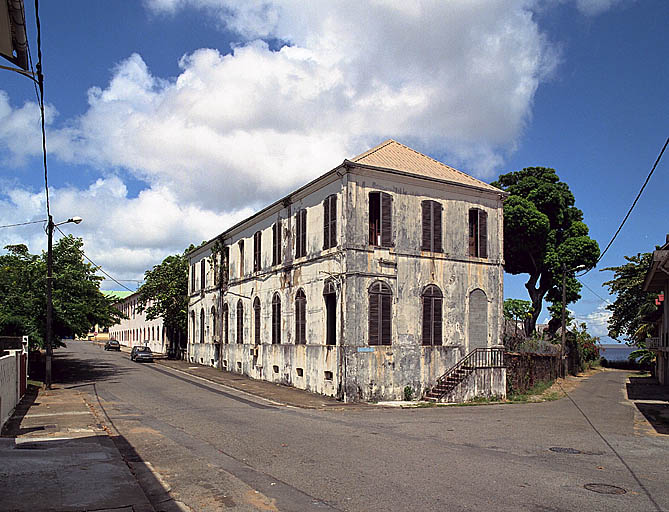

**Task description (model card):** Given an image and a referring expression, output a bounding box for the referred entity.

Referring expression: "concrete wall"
[442,367,507,403]
[0,352,20,431]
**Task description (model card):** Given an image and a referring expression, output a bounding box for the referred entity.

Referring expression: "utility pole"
[45,215,53,388]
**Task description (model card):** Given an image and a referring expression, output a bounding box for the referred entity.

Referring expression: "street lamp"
[45,215,82,389]
[560,263,586,378]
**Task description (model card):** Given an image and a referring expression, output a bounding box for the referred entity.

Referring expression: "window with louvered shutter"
[368,281,392,345]
[238,240,244,276]
[381,192,393,247]
[253,231,261,272]
[296,208,307,258]
[468,208,488,258]
[222,304,228,344]
[236,300,243,344]
[421,200,443,252]
[478,210,487,259]
[253,297,261,345]
[323,197,330,250]
[272,220,282,265]
[200,259,205,290]
[323,194,336,249]
[200,309,204,343]
[369,192,393,247]
[295,289,306,344]
[272,293,281,344]
[422,285,443,346]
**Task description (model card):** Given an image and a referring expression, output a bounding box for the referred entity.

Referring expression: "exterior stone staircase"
[424,347,505,402]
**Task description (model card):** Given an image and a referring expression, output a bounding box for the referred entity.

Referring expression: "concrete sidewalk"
[0,384,155,512]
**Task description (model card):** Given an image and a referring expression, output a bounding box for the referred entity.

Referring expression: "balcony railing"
[646,337,661,350]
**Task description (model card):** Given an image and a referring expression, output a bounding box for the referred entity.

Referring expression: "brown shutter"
[422,296,431,345]
[323,198,330,250]
[237,301,243,344]
[369,291,379,345]
[433,296,443,345]
[434,203,443,253]
[468,210,477,257]
[295,211,301,258]
[381,294,392,345]
[421,200,431,251]
[272,223,278,265]
[329,195,337,249]
[381,192,393,247]
[300,300,306,344]
[300,209,307,257]
[478,210,487,259]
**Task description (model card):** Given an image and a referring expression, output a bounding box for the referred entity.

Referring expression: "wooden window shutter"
[273,222,281,265]
[381,192,393,247]
[301,209,307,257]
[299,301,306,344]
[434,203,443,253]
[381,294,392,345]
[272,294,281,344]
[468,210,477,257]
[200,260,205,290]
[323,198,330,250]
[368,290,379,345]
[329,195,337,249]
[478,210,487,259]
[421,200,431,251]
[223,305,228,344]
[422,295,432,345]
[295,291,306,344]
[433,296,443,345]
[254,299,260,345]
[253,231,261,271]
[236,301,243,344]
[295,211,301,258]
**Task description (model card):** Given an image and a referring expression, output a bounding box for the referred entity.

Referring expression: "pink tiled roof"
[350,139,502,193]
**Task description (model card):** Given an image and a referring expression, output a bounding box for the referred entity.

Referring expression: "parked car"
[104,339,121,351]
[130,346,153,362]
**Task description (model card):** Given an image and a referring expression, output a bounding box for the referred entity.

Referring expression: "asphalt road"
[60,341,669,512]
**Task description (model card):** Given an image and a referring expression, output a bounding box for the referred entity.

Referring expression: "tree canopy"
[0,236,124,349]
[136,249,189,342]
[602,252,656,344]
[492,167,599,335]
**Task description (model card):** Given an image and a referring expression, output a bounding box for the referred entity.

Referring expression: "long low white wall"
[0,352,20,431]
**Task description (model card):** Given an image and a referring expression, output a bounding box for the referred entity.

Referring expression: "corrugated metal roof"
[351,139,502,193]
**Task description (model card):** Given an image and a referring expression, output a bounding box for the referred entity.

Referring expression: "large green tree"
[492,167,600,335]
[0,236,124,349]
[602,252,656,344]
[136,249,189,342]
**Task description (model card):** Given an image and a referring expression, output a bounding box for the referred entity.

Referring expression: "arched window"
[368,281,392,345]
[272,293,281,344]
[422,285,443,346]
[469,289,488,351]
[200,309,205,343]
[211,306,217,340]
[253,297,261,345]
[222,304,229,344]
[236,300,244,344]
[295,289,306,344]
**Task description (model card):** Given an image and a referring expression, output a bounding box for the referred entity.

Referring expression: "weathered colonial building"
[188,140,507,401]
[643,236,669,386]
[109,292,184,356]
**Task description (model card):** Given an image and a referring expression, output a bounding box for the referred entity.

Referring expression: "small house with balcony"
[643,235,669,386]
[187,140,507,402]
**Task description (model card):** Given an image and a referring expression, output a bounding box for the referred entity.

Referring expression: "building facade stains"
[188,140,507,401]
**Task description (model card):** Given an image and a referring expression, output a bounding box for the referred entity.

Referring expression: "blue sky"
[0,0,667,343]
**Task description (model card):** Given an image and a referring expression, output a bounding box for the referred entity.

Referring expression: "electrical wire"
[54,225,134,292]
[33,0,50,218]
[0,219,47,229]
[580,137,668,277]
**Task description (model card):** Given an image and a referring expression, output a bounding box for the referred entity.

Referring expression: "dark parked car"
[104,339,121,351]
[130,346,153,362]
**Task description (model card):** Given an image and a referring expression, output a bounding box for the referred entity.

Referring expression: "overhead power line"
[54,225,134,292]
[580,137,668,277]
[0,219,47,229]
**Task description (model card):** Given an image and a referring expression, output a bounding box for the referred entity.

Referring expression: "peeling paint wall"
[188,165,505,402]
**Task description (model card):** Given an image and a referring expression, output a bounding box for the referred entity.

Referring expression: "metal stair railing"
[424,347,505,401]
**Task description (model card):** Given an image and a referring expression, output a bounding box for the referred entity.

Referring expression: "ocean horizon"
[598,344,635,361]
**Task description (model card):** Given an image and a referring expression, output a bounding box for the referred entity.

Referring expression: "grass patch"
[508,379,557,403]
